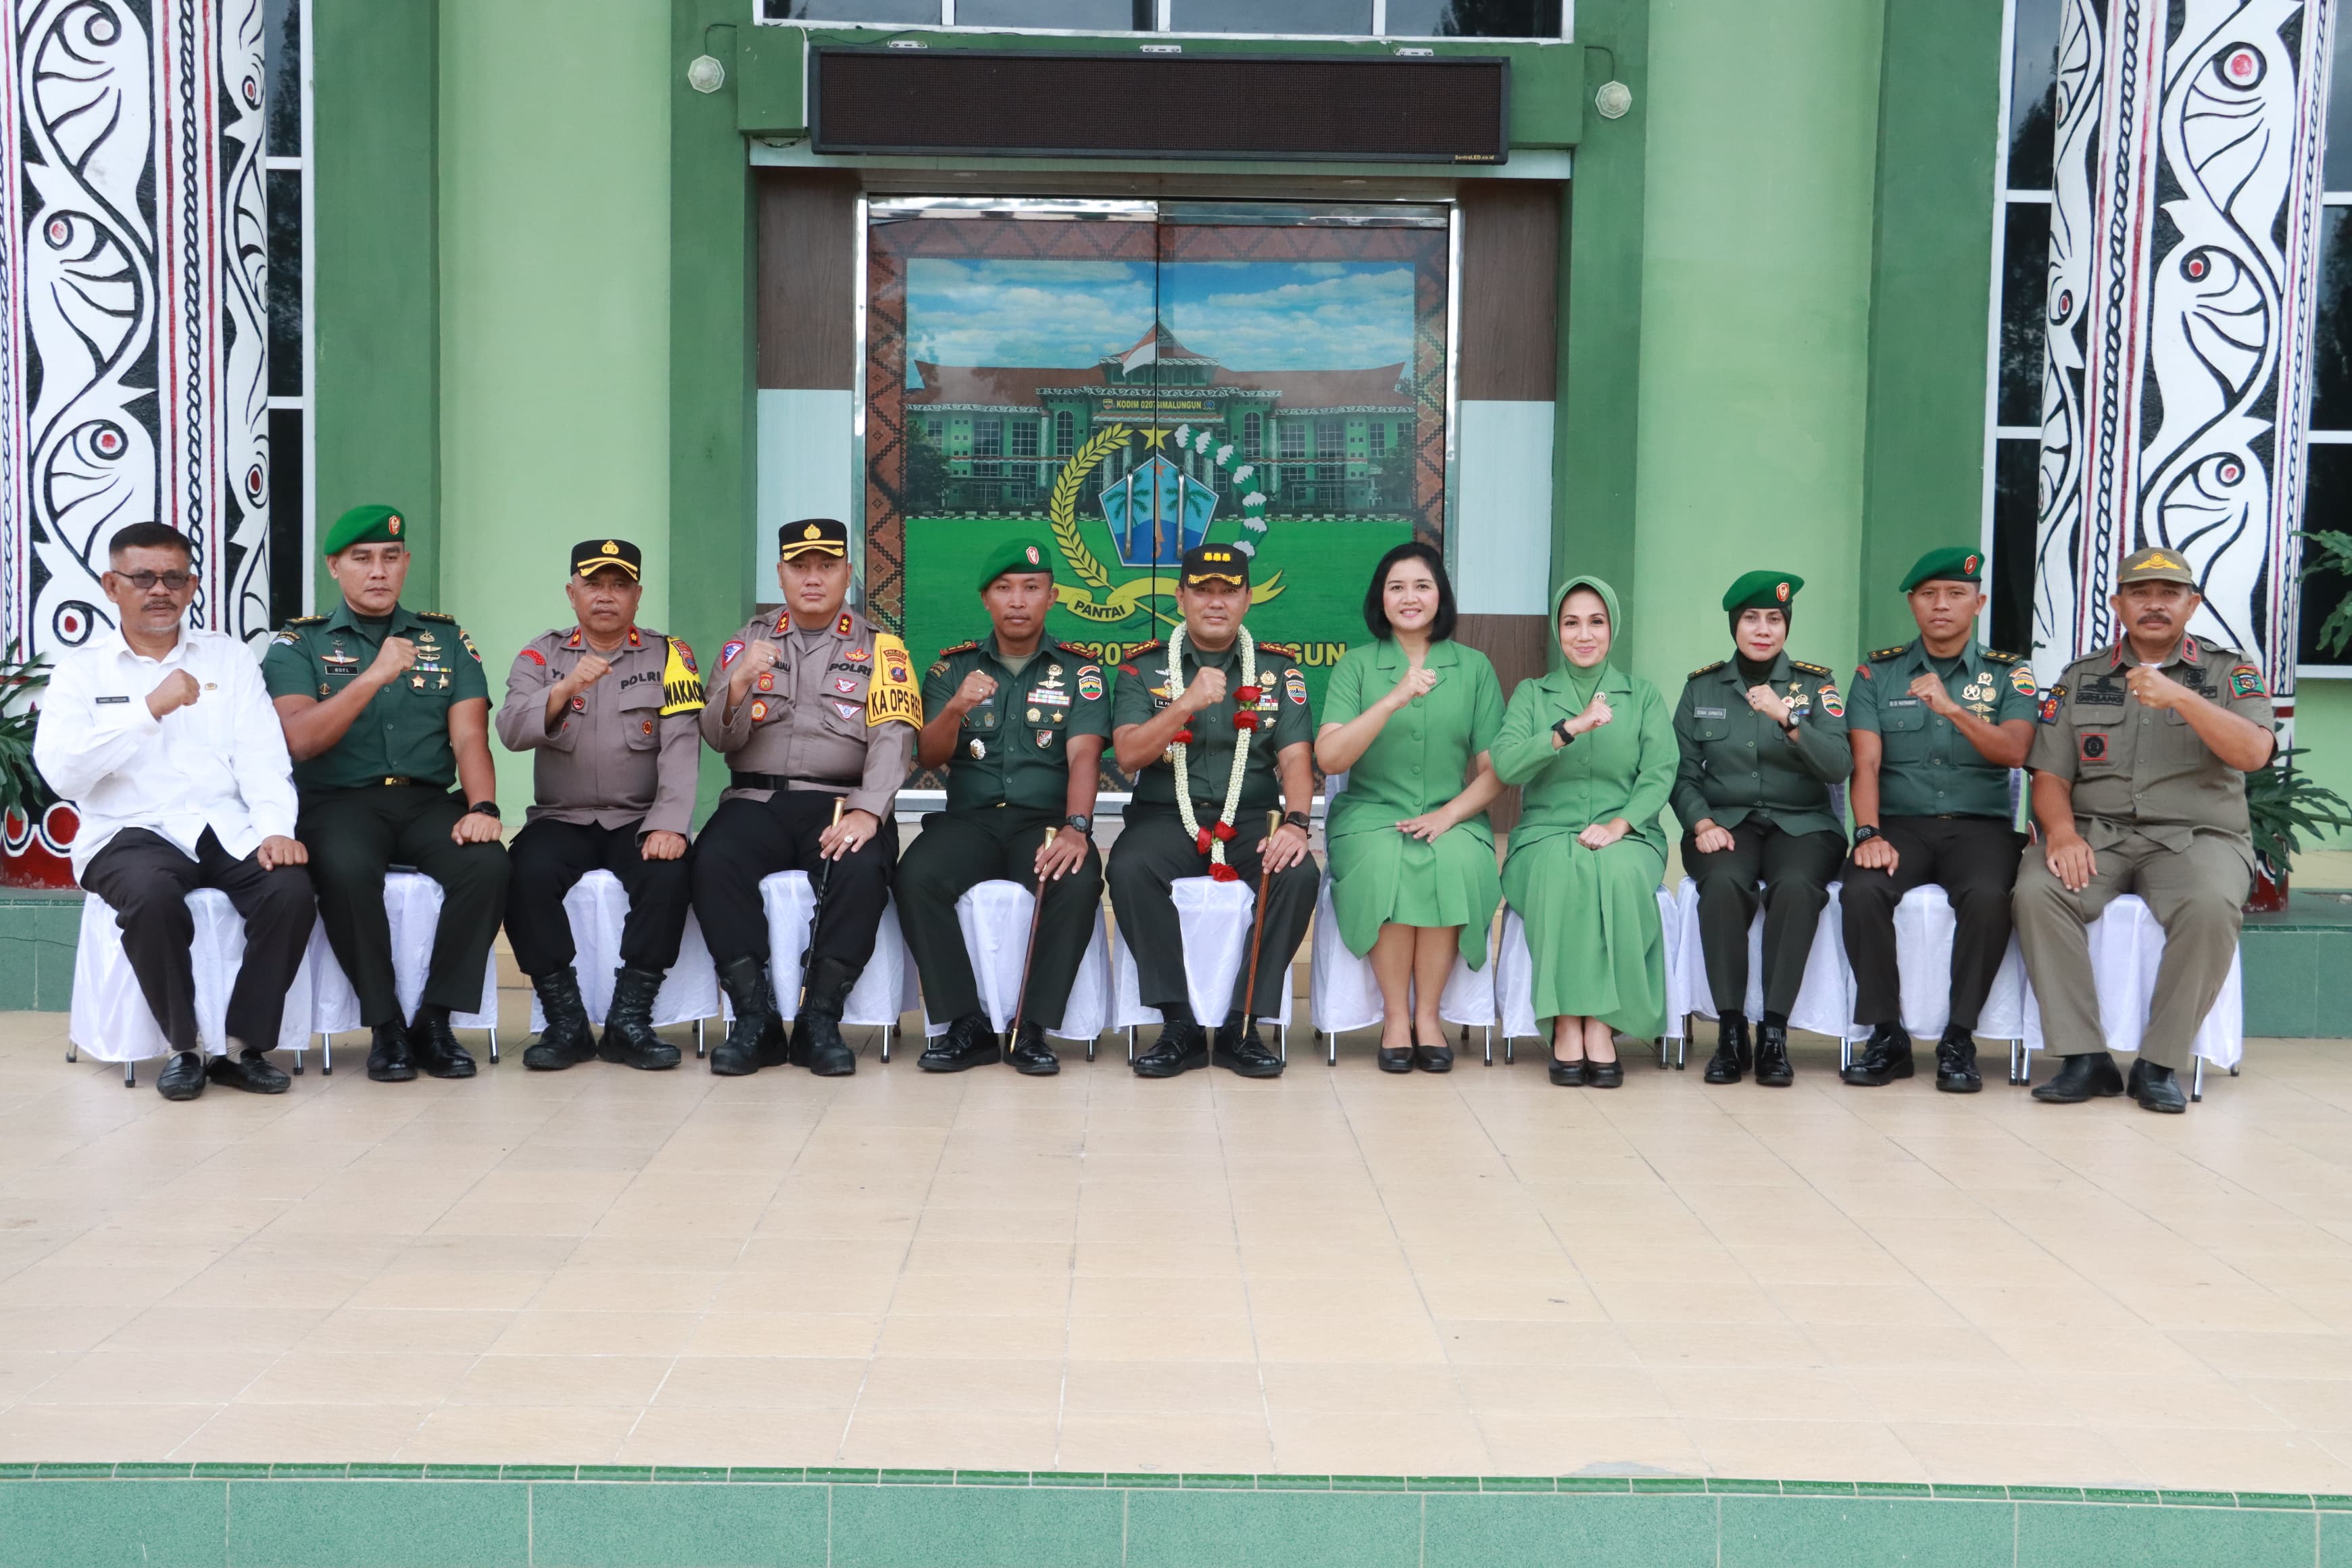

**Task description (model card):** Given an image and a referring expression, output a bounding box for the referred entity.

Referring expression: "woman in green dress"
[1492,575,1675,1087]
[1315,541,1505,1073]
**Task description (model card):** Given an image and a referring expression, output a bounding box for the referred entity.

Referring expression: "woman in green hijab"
[1492,576,1675,1087]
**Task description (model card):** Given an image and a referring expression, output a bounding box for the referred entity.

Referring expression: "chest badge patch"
[832,701,860,720]
[1037,729,1056,748]
[2080,733,2108,762]
[641,718,655,737]
[757,673,774,692]
[720,639,745,667]
[749,699,768,722]
[833,677,858,695]
[969,738,987,760]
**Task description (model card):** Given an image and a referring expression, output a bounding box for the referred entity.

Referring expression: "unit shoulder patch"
[1790,660,1831,677]
[936,640,980,658]
[1982,647,2020,664]
[1689,660,1725,679]
[865,634,921,729]
[1867,645,1909,662]
[659,636,706,716]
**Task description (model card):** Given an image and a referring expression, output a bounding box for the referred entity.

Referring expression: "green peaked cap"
[1721,570,1802,614]
[977,536,1055,592]
[322,504,408,556]
[1900,546,1984,593]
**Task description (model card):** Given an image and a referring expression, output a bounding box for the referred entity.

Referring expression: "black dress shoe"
[791,957,859,1077]
[598,967,681,1070]
[1548,1057,1586,1087]
[1411,1027,1453,1073]
[1584,1054,1623,1089]
[919,1012,1003,1073]
[157,1050,207,1101]
[1377,1044,1413,1073]
[2127,1056,2187,1114]
[1840,1022,1913,1087]
[411,1006,479,1079]
[712,956,783,1076]
[524,969,598,1071]
[366,1021,418,1083]
[2030,1050,2125,1102]
[1934,1029,1982,1094]
[1133,1020,1209,1078]
[207,1047,290,1094]
[1753,1023,1794,1087]
[1213,1014,1285,1078]
[1703,1016,1749,1085]
[1007,1020,1060,1076]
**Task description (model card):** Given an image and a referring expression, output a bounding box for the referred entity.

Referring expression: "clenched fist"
[1386,664,1438,710]
[564,654,614,695]
[147,670,201,720]
[729,639,783,702]
[1180,666,1229,714]
[368,636,418,686]
[954,670,999,713]
[2125,664,2188,712]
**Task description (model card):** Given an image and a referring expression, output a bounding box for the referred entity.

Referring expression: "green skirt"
[1500,831,1667,1037]
[1327,823,1502,969]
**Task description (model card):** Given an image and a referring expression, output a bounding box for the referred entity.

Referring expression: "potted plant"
[0,641,76,889]
[2242,745,2352,912]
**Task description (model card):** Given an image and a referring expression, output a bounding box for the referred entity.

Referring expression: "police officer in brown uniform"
[497,539,704,1072]
[2014,547,2276,1113]
[691,518,920,1077]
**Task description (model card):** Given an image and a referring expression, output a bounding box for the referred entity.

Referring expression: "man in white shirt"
[33,523,315,1101]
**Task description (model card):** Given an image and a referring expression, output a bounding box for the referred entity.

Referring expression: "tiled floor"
[1,1006,2348,1490]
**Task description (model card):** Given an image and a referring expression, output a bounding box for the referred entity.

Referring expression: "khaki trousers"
[2011,829,2249,1069]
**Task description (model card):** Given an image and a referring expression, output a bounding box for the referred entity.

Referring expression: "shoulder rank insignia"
[1689,660,1725,678]
[284,614,325,628]
[1055,640,1097,659]
[1256,641,1302,660]
[1982,647,2020,664]
[660,637,705,716]
[936,639,980,658]
[416,610,456,623]
[1867,645,1908,662]
[835,612,856,639]
[1790,660,1831,677]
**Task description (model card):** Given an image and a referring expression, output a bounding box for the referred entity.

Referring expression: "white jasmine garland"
[1167,621,1258,873]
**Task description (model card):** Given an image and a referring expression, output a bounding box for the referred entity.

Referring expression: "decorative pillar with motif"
[2032,0,2336,722]
[0,0,272,662]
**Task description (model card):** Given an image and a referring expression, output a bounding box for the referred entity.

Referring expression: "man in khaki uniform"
[2014,546,2276,1113]
[498,539,704,1073]
[691,518,920,1077]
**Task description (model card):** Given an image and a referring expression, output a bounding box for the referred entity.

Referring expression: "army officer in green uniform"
[2015,546,2276,1114]
[1839,547,2036,1094]
[263,504,509,1082]
[1108,543,1319,1079]
[1674,570,1851,1087]
[901,538,1110,1076]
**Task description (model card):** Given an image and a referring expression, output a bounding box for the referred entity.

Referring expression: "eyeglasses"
[112,570,195,592]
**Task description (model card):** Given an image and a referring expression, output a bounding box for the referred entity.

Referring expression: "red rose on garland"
[1212,822,1236,841]
[1173,729,1194,744]
[1234,685,1261,704]
[1208,863,1241,882]
[1233,711,1259,730]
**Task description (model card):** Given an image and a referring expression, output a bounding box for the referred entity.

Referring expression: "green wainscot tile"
[420,1465,500,1481]
[500,1465,577,1481]
[728,1469,808,1485]
[225,1479,529,1568]
[2018,1498,2317,1568]
[1031,1472,1108,1489]
[955,1470,1031,1488]
[270,1465,351,1481]
[1630,1477,1705,1494]
[531,1479,829,1568]
[1253,1475,1332,1492]
[1706,1478,1781,1495]
[831,1481,1125,1568]
[1477,1477,1555,1493]
[2323,1509,2352,1568]
[1555,1476,1634,1494]
[1721,1497,2012,1568]
[1932,1484,2008,1500]
[1106,1472,1181,1489]
[2155,1489,2237,1509]
[0,1464,36,1481]
[1408,1475,1480,1493]
[1777,1479,1855,1496]
[576,1467,656,1484]
[2237,1492,2316,1509]
[878,1469,954,1487]
[1179,1473,1256,1490]
[1853,1482,1932,1499]
[1328,1475,1406,1492]
[1128,1489,1421,1568]
[652,1467,729,1485]
[2082,1488,2161,1506]
[0,1479,227,1568]
[805,1467,879,1486]
[115,1464,195,1479]
[1423,1494,1717,1568]
[33,1463,112,1479]
[193,1465,271,1480]
[345,1465,425,1481]
[2008,1485,2082,1502]
[2320,1495,2352,1513]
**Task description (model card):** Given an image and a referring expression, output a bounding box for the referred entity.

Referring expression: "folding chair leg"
[1504,1034,1514,1064]
[2228,1063,2239,1077]
[1482,1027,1492,1067]
[1325,1031,1336,1067]
[879,1025,892,1064]
[292,1050,303,1075]
[124,1059,137,1087]
[486,1030,499,1065]
[695,1019,707,1058]
[1126,1026,1135,1062]
[321,1033,333,1075]
[2007,1041,2022,1087]
[66,1042,77,1062]
[1086,1035,1097,1062]
[2191,1058,2204,1103]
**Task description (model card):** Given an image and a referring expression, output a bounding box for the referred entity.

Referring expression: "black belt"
[359,776,433,788]
[730,771,846,793]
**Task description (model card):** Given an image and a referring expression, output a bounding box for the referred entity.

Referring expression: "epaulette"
[1867,645,1909,662]
[1054,640,1097,659]
[1257,641,1301,660]
[935,639,980,658]
[416,610,456,623]
[1690,660,1725,678]
[1982,647,2020,664]
[1791,660,1831,677]
[1125,639,1165,660]
[283,614,325,628]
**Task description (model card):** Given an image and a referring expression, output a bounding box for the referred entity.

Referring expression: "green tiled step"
[0,1467,2345,1567]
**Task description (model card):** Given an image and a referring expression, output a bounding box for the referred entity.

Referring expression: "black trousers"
[297,785,510,1027]
[1840,814,2026,1031]
[504,817,693,979]
[1107,806,1319,1021]
[79,827,316,1055]
[897,806,1103,1029]
[690,791,898,972]
[1684,820,1846,1018]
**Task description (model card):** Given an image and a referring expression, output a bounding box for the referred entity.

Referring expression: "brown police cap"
[2116,546,2198,588]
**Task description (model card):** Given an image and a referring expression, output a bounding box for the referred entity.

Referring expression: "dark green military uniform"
[1106,631,1320,1023]
[898,633,1112,1034]
[1673,640,1852,1025]
[261,597,508,1030]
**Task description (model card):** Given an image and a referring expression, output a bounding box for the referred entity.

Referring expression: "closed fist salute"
[1387,664,1439,709]
[1571,691,1613,734]
[565,654,614,695]
[1181,665,1228,713]
[729,639,783,700]
[1744,684,1794,725]
[146,669,201,720]
[954,670,999,712]
[368,636,418,685]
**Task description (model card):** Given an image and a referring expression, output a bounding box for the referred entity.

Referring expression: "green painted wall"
[1624,0,1888,707]
[438,0,674,822]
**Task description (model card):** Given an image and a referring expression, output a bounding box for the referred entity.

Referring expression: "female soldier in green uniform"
[1673,571,1851,1087]
[1313,542,1504,1073]
[1491,576,1675,1087]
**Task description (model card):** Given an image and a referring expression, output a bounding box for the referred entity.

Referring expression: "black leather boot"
[410,1005,478,1079]
[157,1050,207,1100]
[1753,1022,1793,1087]
[524,969,597,1071]
[1703,1015,1748,1084]
[1934,1028,1982,1094]
[2030,1050,2124,1102]
[2127,1056,2187,1114]
[1840,1022,1913,1087]
[366,1020,417,1082]
[1133,1018,1208,1077]
[712,955,785,1076]
[1213,1012,1284,1078]
[207,1043,290,1094]
[791,956,859,1076]
[919,1011,1002,1073]
[599,967,681,1070]
[1008,1019,1059,1076]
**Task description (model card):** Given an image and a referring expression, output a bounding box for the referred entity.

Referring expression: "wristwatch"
[467,800,501,819]
[1851,823,1880,846]
[1064,813,1092,836]
[1552,717,1577,746]
[1283,810,1310,832]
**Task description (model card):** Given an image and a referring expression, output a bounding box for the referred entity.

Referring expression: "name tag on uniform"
[1694,706,1727,719]
[95,695,128,705]
[1885,697,1921,708]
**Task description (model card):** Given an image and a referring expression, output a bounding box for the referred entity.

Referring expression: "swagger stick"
[1007,827,1060,1047]
[1237,810,1283,1042]
[797,796,846,1014]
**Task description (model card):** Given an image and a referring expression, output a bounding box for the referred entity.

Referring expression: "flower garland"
[1166,622,1260,883]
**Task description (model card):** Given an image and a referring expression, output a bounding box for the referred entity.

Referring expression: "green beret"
[1722,570,1803,614]
[1900,546,1984,593]
[977,536,1055,592]
[322,504,408,556]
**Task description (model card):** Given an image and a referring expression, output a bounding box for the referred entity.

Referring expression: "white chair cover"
[917,879,1112,1044]
[2019,893,2243,1069]
[69,889,318,1062]
[716,871,918,1028]
[1110,875,1294,1029]
[1306,877,1496,1036]
[1496,887,1681,1042]
[308,872,500,1034]
[523,870,720,1032]
[1839,883,2028,1042]
[1665,875,1852,1040]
